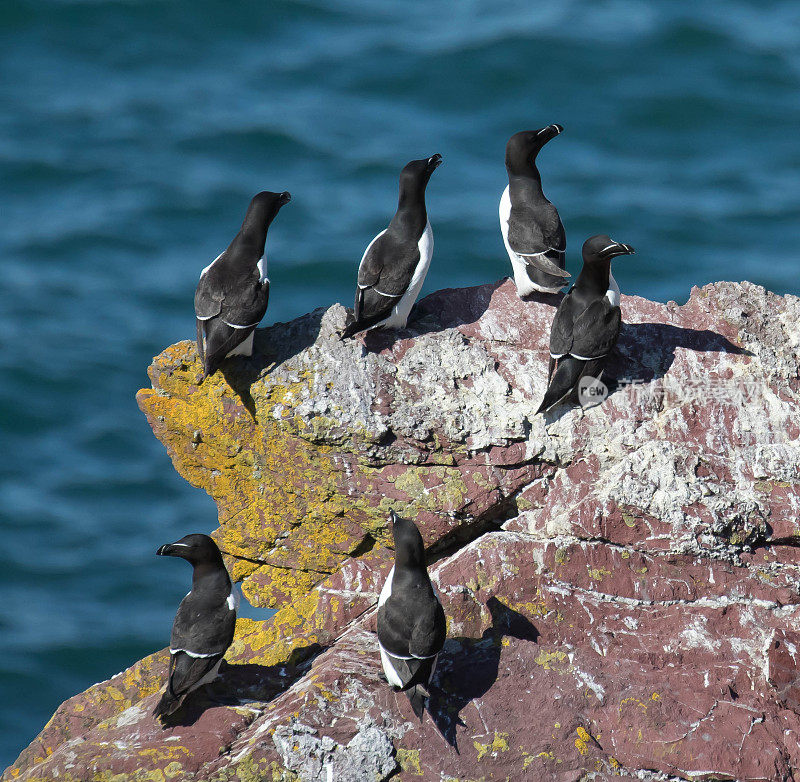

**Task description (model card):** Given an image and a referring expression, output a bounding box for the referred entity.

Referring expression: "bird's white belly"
[378,566,394,607]
[376,222,433,329]
[377,566,403,686]
[225,330,254,358]
[605,271,620,307]
[379,645,405,688]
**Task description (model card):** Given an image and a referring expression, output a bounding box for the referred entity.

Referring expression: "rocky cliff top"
[6,278,800,781]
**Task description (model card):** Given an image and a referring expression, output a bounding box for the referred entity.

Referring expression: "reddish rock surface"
[5,278,800,781]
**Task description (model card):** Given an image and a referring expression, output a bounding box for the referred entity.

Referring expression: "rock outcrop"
[6,278,800,781]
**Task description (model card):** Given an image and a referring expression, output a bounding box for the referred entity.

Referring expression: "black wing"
[537,355,606,414]
[377,591,445,660]
[409,601,446,659]
[353,230,420,324]
[549,295,621,360]
[549,292,580,356]
[197,319,257,379]
[170,592,236,657]
[195,268,224,320]
[507,200,565,259]
[167,650,223,700]
[195,263,268,328]
[571,299,621,359]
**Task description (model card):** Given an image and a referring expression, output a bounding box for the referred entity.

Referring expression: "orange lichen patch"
[575,726,597,756]
[136,342,387,611]
[227,601,324,671]
[229,550,382,668]
[242,565,322,609]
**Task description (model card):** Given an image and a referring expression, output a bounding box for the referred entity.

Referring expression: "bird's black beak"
[536,124,564,143]
[606,242,635,258]
[279,191,291,206]
[387,510,399,548]
[426,153,443,171]
[157,543,179,557]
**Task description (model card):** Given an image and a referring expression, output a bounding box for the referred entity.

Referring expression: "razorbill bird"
[342,154,442,338]
[195,190,291,380]
[153,533,237,722]
[537,234,635,414]
[500,125,570,295]
[377,510,446,720]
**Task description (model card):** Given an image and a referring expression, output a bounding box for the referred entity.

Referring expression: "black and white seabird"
[537,234,635,414]
[342,155,442,338]
[195,190,291,379]
[377,510,446,720]
[500,125,570,296]
[153,533,237,722]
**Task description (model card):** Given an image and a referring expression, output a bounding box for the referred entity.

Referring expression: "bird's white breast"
[378,566,394,608]
[606,271,620,307]
[499,185,511,235]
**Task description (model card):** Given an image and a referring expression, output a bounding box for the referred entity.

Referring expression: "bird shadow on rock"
[214,309,327,420]
[346,280,508,353]
[611,322,753,387]
[540,323,753,424]
[410,279,509,339]
[426,596,539,753]
[544,323,754,425]
[158,642,325,728]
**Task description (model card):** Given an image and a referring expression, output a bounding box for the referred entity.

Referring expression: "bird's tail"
[196,321,209,383]
[536,356,585,414]
[406,684,428,721]
[152,689,182,724]
[340,316,364,340]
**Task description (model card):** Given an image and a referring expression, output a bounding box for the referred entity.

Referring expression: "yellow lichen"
[163,762,184,779]
[396,747,424,775]
[474,732,510,761]
[473,740,489,760]
[534,650,569,671]
[138,345,390,610]
[574,726,596,756]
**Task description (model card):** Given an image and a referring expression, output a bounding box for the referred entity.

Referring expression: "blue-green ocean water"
[1,0,799,765]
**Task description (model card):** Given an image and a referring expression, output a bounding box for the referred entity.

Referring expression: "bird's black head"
[505,125,563,175]
[156,533,225,567]
[388,510,426,571]
[232,191,291,257]
[581,234,636,265]
[247,190,291,224]
[399,154,443,191]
